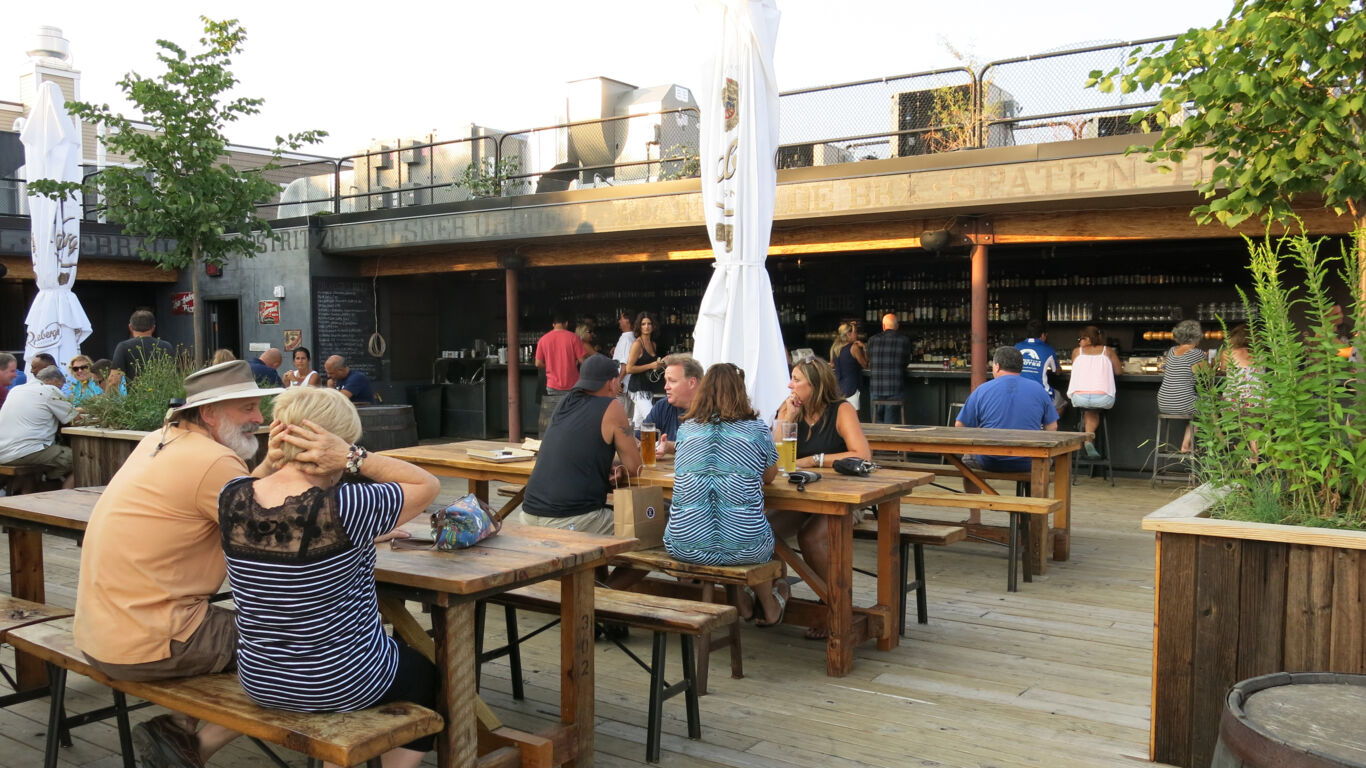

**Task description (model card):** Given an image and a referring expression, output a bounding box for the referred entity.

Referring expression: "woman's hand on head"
[275,419,350,474]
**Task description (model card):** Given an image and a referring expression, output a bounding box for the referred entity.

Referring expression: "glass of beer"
[776,420,797,474]
[640,421,658,467]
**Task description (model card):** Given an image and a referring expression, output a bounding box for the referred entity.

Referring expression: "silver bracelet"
[817,453,824,468]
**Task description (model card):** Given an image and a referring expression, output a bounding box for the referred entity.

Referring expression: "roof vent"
[28,26,70,61]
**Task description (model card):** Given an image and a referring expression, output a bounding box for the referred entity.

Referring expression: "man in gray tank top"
[522,354,643,534]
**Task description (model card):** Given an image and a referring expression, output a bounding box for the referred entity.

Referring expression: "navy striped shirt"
[219,477,403,712]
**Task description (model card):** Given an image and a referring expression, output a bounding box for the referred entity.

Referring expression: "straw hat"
[171,360,284,414]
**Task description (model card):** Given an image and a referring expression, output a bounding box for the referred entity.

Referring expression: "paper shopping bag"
[612,484,668,548]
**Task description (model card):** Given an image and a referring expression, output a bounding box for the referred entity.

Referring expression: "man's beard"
[215,419,258,462]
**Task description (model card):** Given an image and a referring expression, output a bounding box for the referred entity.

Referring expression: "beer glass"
[640,421,658,467]
[776,420,797,474]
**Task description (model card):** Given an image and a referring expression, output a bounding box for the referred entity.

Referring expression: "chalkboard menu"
[312,277,381,378]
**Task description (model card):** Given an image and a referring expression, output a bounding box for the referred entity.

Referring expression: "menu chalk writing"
[312,277,380,378]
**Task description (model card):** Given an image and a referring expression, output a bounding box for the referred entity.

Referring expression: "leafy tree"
[29,17,324,361]
[1087,0,1366,274]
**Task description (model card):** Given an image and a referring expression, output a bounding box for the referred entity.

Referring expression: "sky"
[3,0,1236,158]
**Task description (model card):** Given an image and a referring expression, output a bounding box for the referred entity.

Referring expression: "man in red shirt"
[535,313,591,435]
[536,312,590,393]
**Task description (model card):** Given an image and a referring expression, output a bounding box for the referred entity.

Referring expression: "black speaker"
[921,229,952,252]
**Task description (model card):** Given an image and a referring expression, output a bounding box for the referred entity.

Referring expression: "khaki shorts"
[10,443,72,479]
[85,604,238,682]
[520,507,615,535]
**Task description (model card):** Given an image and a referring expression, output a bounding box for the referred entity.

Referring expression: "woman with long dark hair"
[623,312,666,427]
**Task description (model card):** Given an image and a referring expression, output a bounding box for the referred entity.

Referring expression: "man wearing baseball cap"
[521,354,643,536]
[73,360,348,767]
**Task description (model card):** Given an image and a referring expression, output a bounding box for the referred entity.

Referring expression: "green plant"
[1087,1,1366,275]
[454,156,526,198]
[657,143,700,181]
[1193,230,1366,528]
[80,348,191,431]
[27,17,325,363]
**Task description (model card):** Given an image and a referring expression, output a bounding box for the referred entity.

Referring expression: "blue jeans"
[874,403,903,424]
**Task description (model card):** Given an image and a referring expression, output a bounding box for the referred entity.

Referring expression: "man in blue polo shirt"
[641,353,702,458]
[955,346,1058,523]
[248,348,284,387]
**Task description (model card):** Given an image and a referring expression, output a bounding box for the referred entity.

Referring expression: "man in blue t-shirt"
[641,353,703,458]
[248,348,284,388]
[323,355,375,404]
[955,346,1059,523]
[1014,319,1058,402]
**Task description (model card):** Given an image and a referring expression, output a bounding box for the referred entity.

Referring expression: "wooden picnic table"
[860,424,1088,569]
[381,440,935,677]
[0,486,631,768]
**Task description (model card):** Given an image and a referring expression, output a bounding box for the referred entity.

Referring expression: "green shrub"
[1194,230,1366,529]
[80,349,191,431]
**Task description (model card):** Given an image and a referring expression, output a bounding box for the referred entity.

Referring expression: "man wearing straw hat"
[72,360,349,767]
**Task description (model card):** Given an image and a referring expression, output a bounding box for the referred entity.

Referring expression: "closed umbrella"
[19,80,90,374]
[692,0,787,422]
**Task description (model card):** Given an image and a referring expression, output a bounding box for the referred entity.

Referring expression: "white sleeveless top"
[287,370,318,387]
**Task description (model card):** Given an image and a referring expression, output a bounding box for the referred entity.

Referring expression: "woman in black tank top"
[770,356,872,639]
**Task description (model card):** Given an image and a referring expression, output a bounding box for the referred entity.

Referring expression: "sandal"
[755,586,788,628]
[739,586,758,623]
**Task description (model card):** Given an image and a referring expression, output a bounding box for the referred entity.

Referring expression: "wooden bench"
[481,580,736,763]
[0,464,54,496]
[901,490,1062,592]
[7,618,444,768]
[611,548,784,694]
[876,459,1043,492]
[851,520,965,633]
[0,596,73,709]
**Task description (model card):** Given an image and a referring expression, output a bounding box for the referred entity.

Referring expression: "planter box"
[1142,485,1366,768]
[64,426,269,487]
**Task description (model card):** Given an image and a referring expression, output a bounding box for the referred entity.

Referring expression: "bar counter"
[890,369,1166,473]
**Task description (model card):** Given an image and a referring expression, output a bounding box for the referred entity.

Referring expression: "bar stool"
[1073,411,1114,486]
[946,402,965,426]
[1152,412,1193,486]
[871,398,906,425]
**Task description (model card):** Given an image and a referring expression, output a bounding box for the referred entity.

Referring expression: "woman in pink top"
[1067,325,1121,459]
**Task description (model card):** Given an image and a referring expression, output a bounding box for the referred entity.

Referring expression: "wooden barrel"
[357,405,419,452]
[1212,672,1366,768]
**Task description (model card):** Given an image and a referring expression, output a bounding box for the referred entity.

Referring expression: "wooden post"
[970,243,989,390]
[500,252,524,442]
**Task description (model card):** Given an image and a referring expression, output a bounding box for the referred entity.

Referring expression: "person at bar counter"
[324,355,375,404]
[955,346,1059,524]
[829,321,867,411]
[72,360,290,766]
[641,353,703,458]
[218,386,440,768]
[771,355,871,640]
[624,311,667,428]
[868,313,910,424]
[1156,319,1206,453]
[536,311,590,394]
[111,309,174,381]
[1015,320,1062,411]
[1067,325,1120,459]
[664,362,789,626]
[611,308,636,414]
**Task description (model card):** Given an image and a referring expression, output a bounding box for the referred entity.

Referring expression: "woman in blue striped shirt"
[219,386,440,767]
[664,363,788,626]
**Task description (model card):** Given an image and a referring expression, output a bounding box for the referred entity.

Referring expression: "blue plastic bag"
[431,493,501,550]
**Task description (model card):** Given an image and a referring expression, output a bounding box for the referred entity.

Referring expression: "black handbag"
[832,457,876,477]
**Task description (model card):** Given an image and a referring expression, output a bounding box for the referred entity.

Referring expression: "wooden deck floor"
[1,475,1186,767]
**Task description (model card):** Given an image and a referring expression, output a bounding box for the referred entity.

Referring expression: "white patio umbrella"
[691,0,787,423]
[19,80,90,374]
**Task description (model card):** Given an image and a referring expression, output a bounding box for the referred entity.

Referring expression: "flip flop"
[755,586,788,628]
[739,586,758,623]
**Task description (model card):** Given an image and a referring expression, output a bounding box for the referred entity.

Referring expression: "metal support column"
[500,251,523,441]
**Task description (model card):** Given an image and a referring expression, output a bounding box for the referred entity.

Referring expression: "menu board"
[312,277,381,378]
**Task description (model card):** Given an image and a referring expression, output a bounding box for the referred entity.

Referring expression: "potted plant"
[1141,231,1366,768]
